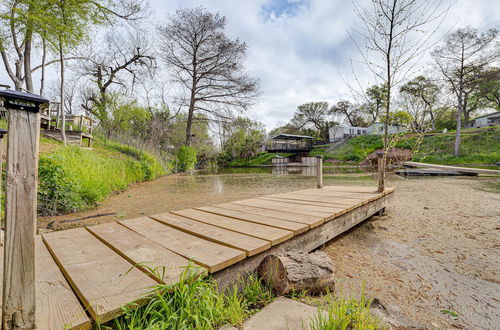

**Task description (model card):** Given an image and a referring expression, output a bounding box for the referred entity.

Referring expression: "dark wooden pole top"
[0,89,49,112]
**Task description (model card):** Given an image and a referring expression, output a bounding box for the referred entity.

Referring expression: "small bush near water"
[310,289,386,330]
[175,145,197,172]
[108,268,274,329]
[38,143,164,215]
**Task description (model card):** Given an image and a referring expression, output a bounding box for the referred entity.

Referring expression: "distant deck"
[0,185,394,328]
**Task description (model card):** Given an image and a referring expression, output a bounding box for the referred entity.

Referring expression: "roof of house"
[272,133,314,140]
[473,111,500,120]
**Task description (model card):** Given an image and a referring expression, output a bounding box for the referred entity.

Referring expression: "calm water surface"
[39,167,375,230]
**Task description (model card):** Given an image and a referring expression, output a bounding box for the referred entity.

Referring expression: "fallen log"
[257,251,335,296]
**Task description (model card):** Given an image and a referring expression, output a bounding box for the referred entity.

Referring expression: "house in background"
[328,122,404,142]
[329,125,368,142]
[266,134,314,152]
[467,110,500,128]
[366,122,404,135]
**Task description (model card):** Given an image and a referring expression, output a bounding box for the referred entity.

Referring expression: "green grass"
[310,127,500,165]
[309,289,386,330]
[228,152,294,166]
[107,268,274,329]
[38,140,165,216]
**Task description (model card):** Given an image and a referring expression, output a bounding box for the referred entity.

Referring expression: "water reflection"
[272,166,318,176]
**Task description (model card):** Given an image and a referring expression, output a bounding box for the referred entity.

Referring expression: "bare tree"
[78,30,155,131]
[157,7,260,146]
[432,27,499,156]
[351,0,447,190]
[289,102,336,140]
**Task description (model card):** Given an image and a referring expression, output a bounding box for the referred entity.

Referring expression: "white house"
[366,122,403,135]
[467,111,500,128]
[329,125,368,142]
[329,122,404,142]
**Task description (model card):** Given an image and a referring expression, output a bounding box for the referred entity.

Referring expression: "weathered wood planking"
[257,196,351,213]
[260,196,359,212]
[120,217,246,273]
[265,193,362,207]
[172,209,293,245]
[196,206,309,234]
[232,199,341,219]
[214,203,325,227]
[404,161,500,175]
[2,109,40,329]
[214,193,394,289]
[0,238,91,330]
[43,228,158,324]
[151,212,271,255]
[86,222,200,283]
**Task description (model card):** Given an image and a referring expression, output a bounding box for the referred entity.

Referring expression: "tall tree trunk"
[454,88,463,157]
[59,37,67,146]
[24,27,34,92]
[429,109,435,131]
[39,38,47,95]
[185,72,197,146]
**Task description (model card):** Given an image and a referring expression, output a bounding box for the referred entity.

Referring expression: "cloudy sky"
[1,0,499,130]
[147,0,499,129]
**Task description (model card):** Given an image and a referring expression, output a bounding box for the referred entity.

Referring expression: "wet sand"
[322,177,500,329]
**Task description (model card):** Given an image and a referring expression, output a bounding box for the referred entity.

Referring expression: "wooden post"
[377,151,385,192]
[0,90,47,330]
[316,155,323,189]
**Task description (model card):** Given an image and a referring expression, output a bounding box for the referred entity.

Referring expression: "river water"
[38,167,374,230]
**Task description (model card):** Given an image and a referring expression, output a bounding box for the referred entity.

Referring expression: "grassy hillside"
[38,137,165,215]
[307,126,500,165]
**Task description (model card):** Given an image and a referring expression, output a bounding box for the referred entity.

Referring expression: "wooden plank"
[279,192,375,205]
[0,238,91,330]
[232,199,340,218]
[404,161,500,175]
[43,228,158,324]
[265,193,362,207]
[172,209,293,245]
[35,237,91,330]
[2,109,40,329]
[150,213,271,255]
[196,206,309,234]
[214,193,394,289]
[289,191,379,202]
[86,222,200,284]
[260,196,358,212]
[120,217,245,273]
[215,203,325,228]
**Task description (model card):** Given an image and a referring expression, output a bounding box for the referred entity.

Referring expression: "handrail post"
[0,90,48,330]
[316,155,323,189]
[377,151,385,192]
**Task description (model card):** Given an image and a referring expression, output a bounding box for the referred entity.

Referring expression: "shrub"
[176,146,197,172]
[38,143,164,216]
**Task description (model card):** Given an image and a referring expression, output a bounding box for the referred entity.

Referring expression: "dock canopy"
[267,134,314,153]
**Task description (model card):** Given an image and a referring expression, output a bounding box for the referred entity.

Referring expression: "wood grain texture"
[0,238,91,330]
[260,196,357,213]
[151,212,271,255]
[43,228,157,324]
[86,222,201,283]
[196,206,309,234]
[404,161,500,175]
[2,110,40,329]
[172,209,293,245]
[266,193,361,206]
[232,199,338,218]
[120,217,246,273]
[215,203,325,228]
[35,237,91,330]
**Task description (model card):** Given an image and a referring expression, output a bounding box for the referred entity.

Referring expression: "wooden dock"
[0,185,394,329]
[403,161,500,175]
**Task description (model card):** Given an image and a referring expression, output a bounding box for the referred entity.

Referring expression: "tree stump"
[257,251,335,296]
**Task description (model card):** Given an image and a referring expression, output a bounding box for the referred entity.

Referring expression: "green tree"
[290,102,336,140]
[361,84,387,124]
[400,76,440,130]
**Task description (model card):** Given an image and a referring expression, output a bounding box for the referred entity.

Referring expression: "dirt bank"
[322,177,500,329]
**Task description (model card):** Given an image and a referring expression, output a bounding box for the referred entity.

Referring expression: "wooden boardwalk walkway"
[0,185,394,329]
